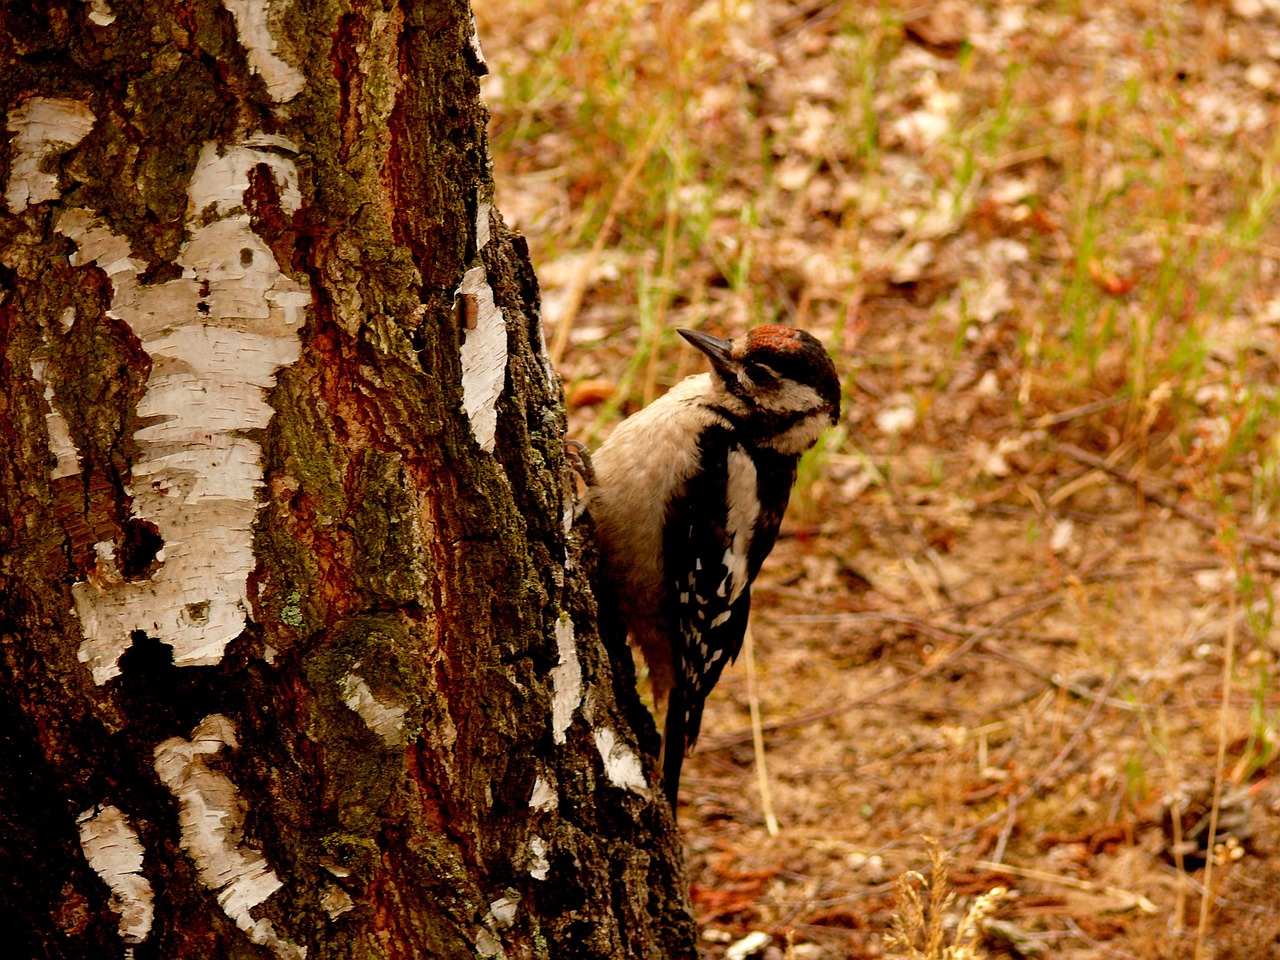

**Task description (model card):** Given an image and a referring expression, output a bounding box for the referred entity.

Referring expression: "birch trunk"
[0,1,695,956]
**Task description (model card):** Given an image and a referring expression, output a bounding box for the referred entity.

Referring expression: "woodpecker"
[587,325,840,807]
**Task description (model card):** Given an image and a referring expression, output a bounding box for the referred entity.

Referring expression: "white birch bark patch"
[154,715,303,960]
[527,835,550,881]
[339,672,406,747]
[456,265,507,453]
[76,805,154,944]
[467,12,487,68]
[58,139,309,684]
[489,894,518,928]
[4,97,95,213]
[29,354,81,480]
[81,0,117,26]
[475,199,492,252]
[320,884,355,920]
[592,727,649,796]
[474,926,502,958]
[220,0,306,103]
[548,614,581,745]
[528,775,558,812]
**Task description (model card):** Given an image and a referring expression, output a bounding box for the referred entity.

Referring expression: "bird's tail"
[661,686,687,809]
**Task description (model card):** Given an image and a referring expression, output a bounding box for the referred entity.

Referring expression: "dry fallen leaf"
[1087,259,1137,296]
[903,0,976,57]
[567,378,617,407]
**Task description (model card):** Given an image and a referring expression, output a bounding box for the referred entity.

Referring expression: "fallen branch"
[703,596,1062,751]
[944,668,1120,854]
[1051,441,1280,555]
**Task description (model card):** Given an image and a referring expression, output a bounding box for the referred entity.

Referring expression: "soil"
[476,2,1280,956]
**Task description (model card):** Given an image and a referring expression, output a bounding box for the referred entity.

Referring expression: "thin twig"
[943,561,1148,616]
[704,596,1061,750]
[781,605,1136,706]
[1195,581,1237,960]
[1061,917,1145,960]
[973,857,1156,913]
[1156,862,1277,915]
[1135,596,1270,687]
[1051,441,1280,554]
[989,804,1017,866]
[1032,395,1127,428]
[944,668,1121,853]
[978,639,1146,712]
[547,110,670,367]
[852,431,962,612]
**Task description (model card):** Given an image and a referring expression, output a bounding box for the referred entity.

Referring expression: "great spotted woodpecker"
[586,326,840,807]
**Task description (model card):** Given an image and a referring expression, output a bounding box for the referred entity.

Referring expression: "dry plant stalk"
[743,622,780,836]
[1195,578,1238,960]
[884,838,1008,960]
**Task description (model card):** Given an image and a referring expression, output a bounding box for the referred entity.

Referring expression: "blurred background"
[474,2,1280,957]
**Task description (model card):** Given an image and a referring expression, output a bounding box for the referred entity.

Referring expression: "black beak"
[676,328,736,379]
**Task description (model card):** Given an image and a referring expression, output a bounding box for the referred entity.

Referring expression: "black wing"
[661,432,796,805]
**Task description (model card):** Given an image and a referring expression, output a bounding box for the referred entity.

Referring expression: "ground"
[474,2,1280,957]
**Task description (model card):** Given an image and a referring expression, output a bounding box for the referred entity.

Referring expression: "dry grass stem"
[743,623,780,836]
[886,838,1009,960]
[478,0,1280,953]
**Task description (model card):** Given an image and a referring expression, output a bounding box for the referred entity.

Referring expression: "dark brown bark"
[0,1,695,957]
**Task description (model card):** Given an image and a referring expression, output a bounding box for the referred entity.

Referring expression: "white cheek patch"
[764,411,833,455]
[756,380,824,415]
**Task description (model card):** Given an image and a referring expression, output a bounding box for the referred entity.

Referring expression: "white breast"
[588,374,722,701]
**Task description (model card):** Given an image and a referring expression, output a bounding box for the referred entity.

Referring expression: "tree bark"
[0,1,696,957]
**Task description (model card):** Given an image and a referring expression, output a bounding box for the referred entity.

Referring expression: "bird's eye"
[744,363,777,386]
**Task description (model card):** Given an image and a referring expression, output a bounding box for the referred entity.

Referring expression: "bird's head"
[678,325,841,454]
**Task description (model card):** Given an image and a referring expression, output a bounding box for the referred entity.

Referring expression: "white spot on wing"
[457,265,507,453]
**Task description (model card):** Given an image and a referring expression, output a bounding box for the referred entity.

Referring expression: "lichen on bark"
[1,0,695,957]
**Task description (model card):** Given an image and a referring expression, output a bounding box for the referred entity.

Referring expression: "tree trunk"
[0,1,695,957]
